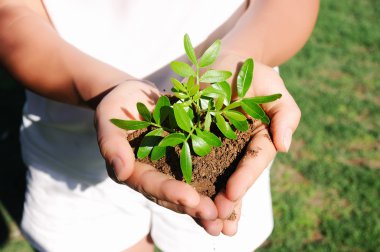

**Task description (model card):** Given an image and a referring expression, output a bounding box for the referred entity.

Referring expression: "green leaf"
[173,104,193,132]
[171,78,187,92]
[204,111,212,131]
[186,107,195,120]
[243,94,282,104]
[191,134,211,157]
[159,133,186,147]
[186,76,195,91]
[153,96,171,125]
[188,83,199,96]
[200,70,232,83]
[170,61,196,77]
[180,142,192,184]
[223,110,246,121]
[167,107,178,129]
[215,114,237,139]
[226,116,249,132]
[215,95,225,111]
[237,58,254,98]
[110,119,150,130]
[151,146,166,161]
[241,99,270,124]
[224,100,242,111]
[137,128,163,159]
[199,40,221,67]
[173,91,188,100]
[202,86,224,97]
[195,128,222,147]
[213,81,231,105]
[137,102,151,122]
[184,34,197,66]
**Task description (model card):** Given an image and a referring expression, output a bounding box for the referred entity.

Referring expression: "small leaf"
[173,104,193,132]
[200,70,232,83]
[180,142,192,184]
[159,133,186,147]
[186,107,195,120]
[241,99,270,124]
[110,119,150,130]
[215,114,237,139]
[223,110,246,121]
[151,146,166,161]
[159,106,172,126]
[137,128,163,159]
[171,78,187,92]
[204,111,212,131]
[170,61,196,77]
[189,83,199,96]
[215,95,225,111]
[184,34,197,65]
[241,99,265,117]
[213,81,231,105]
[195,128,222,147]
[186,76,195,91]
[243,94,282,104]
[202,86,224,97]
[237,58,254,98]
[224,101,242,111]
[173,91,188,100]
[226,116,249,132]
[167,108,178,129]
[137,102,151,121]
[191,134,211,157]
[199,40,221,67]
[153,96,171,125]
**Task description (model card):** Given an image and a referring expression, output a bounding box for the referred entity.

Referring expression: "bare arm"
[223,0,320,66]
[0,1,131,107]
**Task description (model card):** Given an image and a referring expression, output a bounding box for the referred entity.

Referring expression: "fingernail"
[112,157,124,182]
[283,128,293,152]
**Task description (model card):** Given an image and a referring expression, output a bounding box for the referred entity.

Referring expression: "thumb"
[95,104,136,183]
[266,91,301,152]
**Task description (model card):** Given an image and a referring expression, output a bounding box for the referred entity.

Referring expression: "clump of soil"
[127,121,258,199]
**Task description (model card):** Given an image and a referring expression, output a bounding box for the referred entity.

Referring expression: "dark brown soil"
[127,120,259,199]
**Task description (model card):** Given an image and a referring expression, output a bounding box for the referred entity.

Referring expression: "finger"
[265,90,301,152]
[196,218,223,236]
[226,127,276,202]
[160,195,218,220]
[221,201,242,236]
[214,191,236,220]
[96,108,136,182]
[126,162,210,211]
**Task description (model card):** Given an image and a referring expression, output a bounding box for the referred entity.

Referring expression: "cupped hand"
[202,53,301,235]
[94,80,218,232]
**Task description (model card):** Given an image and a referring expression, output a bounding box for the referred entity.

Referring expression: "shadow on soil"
[0,83,27,247]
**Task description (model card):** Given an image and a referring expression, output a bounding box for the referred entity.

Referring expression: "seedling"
[111,34,281,184]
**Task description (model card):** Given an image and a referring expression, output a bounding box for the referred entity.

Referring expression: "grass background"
[1,0,379,251]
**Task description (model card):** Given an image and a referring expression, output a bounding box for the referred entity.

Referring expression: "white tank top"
[21,0,247,181]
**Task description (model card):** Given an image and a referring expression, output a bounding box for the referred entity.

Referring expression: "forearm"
[222,0,320,66]
[0,4,131,107]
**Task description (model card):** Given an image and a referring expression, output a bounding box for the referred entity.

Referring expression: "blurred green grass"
[1,0,379,251]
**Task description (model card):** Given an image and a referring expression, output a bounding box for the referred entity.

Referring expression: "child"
[0,0,319,251]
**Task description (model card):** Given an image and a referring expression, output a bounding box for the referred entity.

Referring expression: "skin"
[0,0,319,251]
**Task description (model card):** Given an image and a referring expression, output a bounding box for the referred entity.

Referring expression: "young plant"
[111,34,281,184]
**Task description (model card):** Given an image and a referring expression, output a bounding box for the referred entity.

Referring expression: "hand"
[94,80,219,233]
[201,53,301,235]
